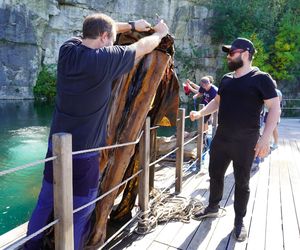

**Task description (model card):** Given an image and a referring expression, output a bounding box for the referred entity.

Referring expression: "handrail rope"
[2,113,216,246]
[183,134,199,146]
[150,129,210,167]
[150,125,160,130]
[282,98,300,101]
[282,107,300,109]
[183,110,219,121]
[182,158,200,175]
[149,133,212,205]
[0,156,57,177]
[99,210,141,250]
[8,219,59,249]
[72,131,143,156]
[149,147,179,167]
[92,157,204,246]
[73,169,142,214]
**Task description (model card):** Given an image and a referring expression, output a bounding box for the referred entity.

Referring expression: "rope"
[73,169,142,214]
[72,131,143,156]
[135,189,204,235]
[149,147,179,167]
[98,211,141,250]
[7,219,59,249]
[150,125,160,130]
[0,156,57,177]
[183,134,199,146]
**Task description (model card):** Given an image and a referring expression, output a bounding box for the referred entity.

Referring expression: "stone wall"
[0,0,223,99]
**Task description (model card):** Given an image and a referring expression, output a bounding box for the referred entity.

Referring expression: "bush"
[33,65,57,102]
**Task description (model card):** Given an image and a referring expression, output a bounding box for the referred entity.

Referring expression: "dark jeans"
[208,128,259,223]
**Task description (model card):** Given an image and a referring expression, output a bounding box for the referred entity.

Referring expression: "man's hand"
[190,110,201,121]
[254,136,270,158]
[134,19,151,32]
[153,20,169,38]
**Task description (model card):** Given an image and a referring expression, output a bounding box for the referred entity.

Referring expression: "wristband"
[128,21,135,32]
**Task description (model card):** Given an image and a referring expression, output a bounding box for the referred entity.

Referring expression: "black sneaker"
[193,206,219,220]
[233,223,247,242]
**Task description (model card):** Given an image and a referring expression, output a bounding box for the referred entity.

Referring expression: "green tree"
[269,8,300,81]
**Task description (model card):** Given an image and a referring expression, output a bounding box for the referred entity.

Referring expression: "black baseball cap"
[222,37,256,55]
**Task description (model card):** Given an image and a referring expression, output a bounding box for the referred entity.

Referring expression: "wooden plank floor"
[105,119,300,250]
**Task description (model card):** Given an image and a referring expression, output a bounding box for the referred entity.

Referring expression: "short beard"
[228,56,244,71]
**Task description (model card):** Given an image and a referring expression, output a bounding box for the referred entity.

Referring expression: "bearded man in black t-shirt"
[25,13,169,250]
[189,38,280,242]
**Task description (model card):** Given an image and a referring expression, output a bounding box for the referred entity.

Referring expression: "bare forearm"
[116,22,132,33]
[189,85,199,94]
[190,97,219,121]
[199,98,219,116]
[131,33,163,59]
[261,104,280,141]
[189,81,199,90]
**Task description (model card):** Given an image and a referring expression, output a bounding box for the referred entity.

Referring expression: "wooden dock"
[106,119,300,250]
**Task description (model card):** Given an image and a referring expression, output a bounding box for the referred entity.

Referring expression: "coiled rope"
[135,189,204,235]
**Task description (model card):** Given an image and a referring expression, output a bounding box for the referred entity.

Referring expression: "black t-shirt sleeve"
[258,74,277,100]
[99,45,136,80]
[218,76,226,95]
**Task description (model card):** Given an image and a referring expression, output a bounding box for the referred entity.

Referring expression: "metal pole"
[52,133,74,250]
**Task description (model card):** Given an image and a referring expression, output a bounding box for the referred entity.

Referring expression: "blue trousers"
[24,179,98,250]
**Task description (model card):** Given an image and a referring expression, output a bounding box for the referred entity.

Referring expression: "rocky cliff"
[0,0,222,99]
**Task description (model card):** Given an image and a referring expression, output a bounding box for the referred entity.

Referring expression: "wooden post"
[197,104,205,170]
[212,111,218,137]
[138,117,150,232]
[52,133,74,250]
[175,108,185,193]
[149,128,157,191]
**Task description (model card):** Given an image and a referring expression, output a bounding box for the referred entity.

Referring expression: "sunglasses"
[227,49,246,57]
[200,79,209,85]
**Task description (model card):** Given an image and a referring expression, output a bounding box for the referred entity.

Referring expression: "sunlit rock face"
[0,0,221,99]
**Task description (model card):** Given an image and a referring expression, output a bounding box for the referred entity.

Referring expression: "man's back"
[50,38,135,151]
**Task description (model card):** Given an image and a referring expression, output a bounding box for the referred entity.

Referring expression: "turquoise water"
[0,100,53,235]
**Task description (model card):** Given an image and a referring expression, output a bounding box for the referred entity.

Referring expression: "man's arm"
[128,20,169,60]
[116,20,151,33]
[188,80,200,91]
[185,80,199,94]
[254,96,280,157]
[190,94,220,121]
[193,93,201,100]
